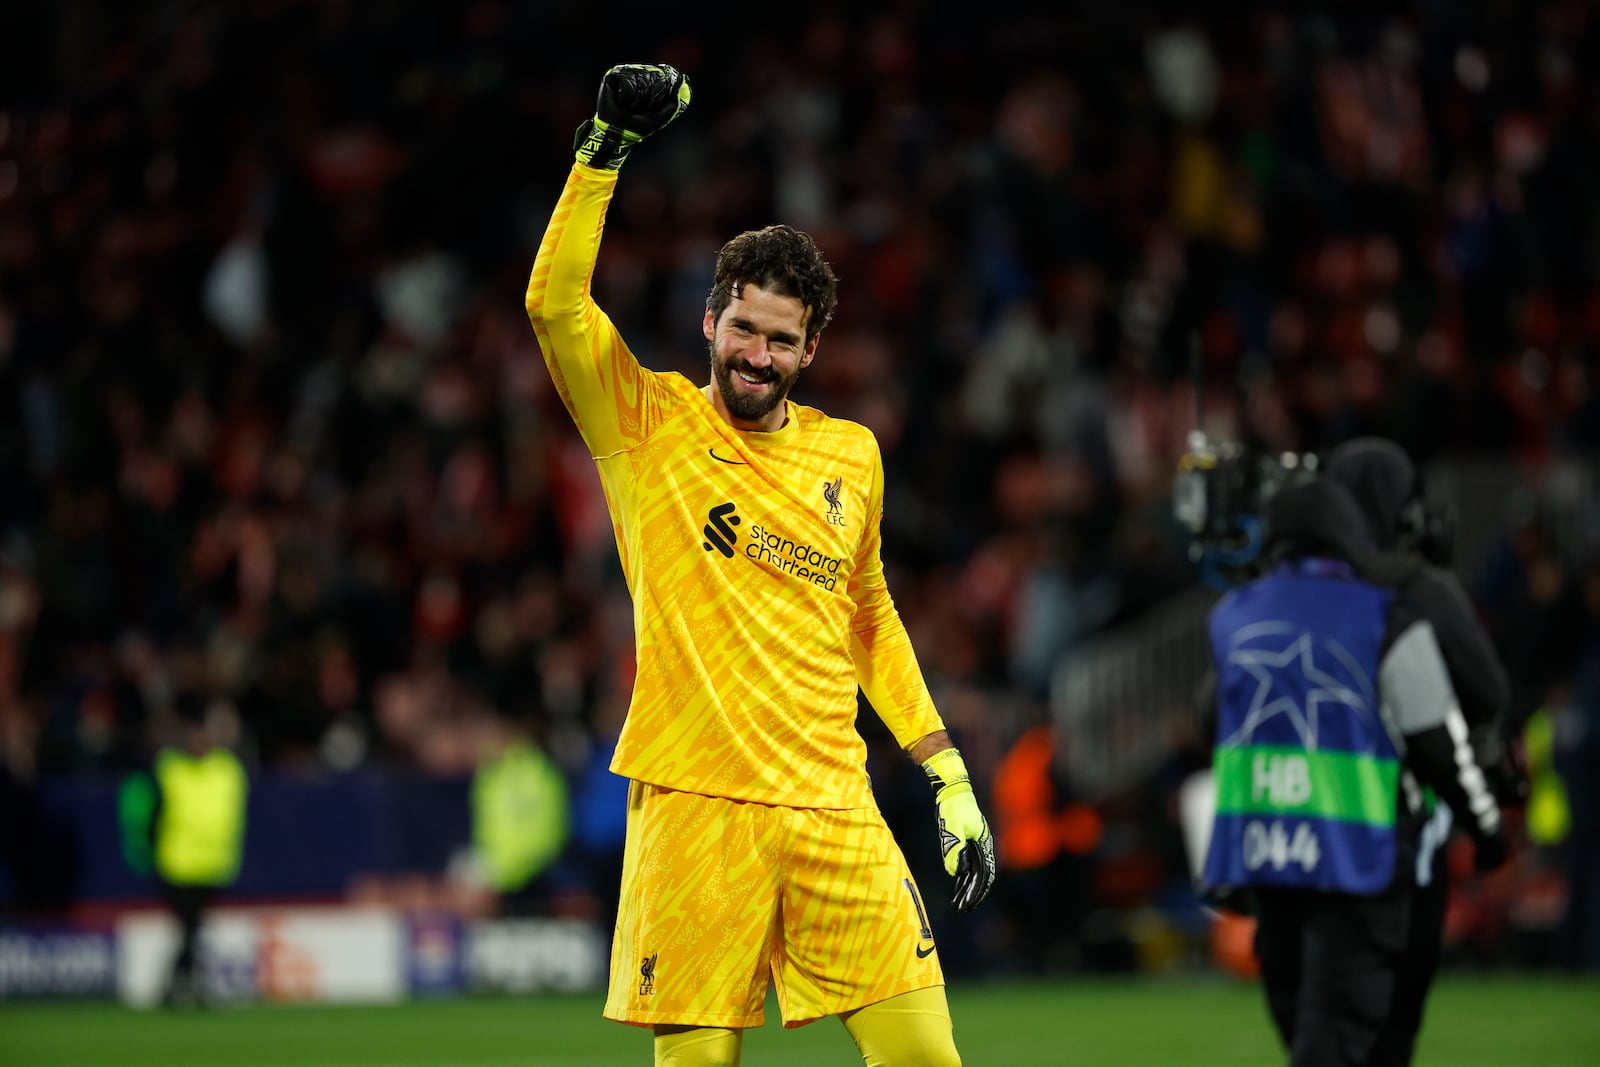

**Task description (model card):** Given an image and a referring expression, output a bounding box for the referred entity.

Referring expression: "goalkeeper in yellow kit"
[527,64,996,1067]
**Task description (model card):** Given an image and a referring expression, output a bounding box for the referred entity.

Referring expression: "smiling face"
[704,282,819,431]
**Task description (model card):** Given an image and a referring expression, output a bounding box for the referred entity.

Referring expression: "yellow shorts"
[603,781,944,1029]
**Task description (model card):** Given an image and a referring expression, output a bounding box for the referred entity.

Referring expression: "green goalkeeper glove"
[921,748,997,912]
[574,63,692,171]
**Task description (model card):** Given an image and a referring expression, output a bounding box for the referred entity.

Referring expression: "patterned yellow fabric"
[527,164,944,809]
[604,783,944,1028]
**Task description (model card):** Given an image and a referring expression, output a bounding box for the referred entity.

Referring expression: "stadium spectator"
[1,1,1593,780]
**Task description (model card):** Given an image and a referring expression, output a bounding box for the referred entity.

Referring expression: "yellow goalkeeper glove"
[574,63,691,171]
[921,748,997,912]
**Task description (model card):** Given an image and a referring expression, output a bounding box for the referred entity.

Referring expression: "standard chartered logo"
[701,502,741,557]
[699,501,844,589]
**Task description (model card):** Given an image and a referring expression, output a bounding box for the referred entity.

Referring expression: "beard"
[710,346,800,423]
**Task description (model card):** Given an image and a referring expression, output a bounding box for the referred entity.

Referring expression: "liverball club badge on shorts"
[638,952,657,996]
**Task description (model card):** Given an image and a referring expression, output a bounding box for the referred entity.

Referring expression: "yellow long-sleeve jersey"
[526,165,944,809]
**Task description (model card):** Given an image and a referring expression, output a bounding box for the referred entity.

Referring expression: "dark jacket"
[1327,438,1510,733]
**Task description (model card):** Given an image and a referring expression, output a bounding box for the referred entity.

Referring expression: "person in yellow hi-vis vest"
[1523,707,1571,848]
[471,712,569,917]
[122,694,248,1007]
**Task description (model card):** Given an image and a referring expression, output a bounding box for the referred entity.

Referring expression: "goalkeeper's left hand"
[921,747,997,912]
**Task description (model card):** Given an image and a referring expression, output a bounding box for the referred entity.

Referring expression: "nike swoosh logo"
[915,944,936,959]
[708,448,746,465]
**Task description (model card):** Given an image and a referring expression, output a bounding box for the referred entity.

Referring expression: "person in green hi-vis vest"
[471,712,570,917]
[119,694,248,1007]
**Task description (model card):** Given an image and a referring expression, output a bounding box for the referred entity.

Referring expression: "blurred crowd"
[0,0,1597,958]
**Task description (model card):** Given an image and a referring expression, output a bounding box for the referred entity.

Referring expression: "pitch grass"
[2,975,1595,1067]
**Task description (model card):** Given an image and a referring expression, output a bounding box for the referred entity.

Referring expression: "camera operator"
[1326,437,1516,1067]
[1201,478,1506,1067]
[1327,438,1510,755]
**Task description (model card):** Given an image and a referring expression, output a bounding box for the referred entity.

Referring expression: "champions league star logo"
[1219,622,1377,752]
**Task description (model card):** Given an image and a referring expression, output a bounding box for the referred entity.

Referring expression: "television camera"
[1174,428,1457,588]
[1174,429,1318,588]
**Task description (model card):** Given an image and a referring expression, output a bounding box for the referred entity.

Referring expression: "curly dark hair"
[706,225,839,346]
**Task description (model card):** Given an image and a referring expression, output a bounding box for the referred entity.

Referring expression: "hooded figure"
[1324,437,1514,1067]
[1326,438,1416,552]
[1262,477,1371,566]
[1326,437,1509,731]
